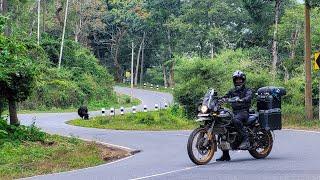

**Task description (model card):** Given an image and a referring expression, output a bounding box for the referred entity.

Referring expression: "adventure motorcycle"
[187,87,286,165]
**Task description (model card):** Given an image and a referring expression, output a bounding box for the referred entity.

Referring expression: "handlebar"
[219,97,243,103]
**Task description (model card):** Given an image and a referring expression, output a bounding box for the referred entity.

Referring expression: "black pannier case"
[256,86,286,130]
[258,109,282,130]
[257,86,286,111]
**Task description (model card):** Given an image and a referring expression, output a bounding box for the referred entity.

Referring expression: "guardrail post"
[110,108,115,116]
[102,108,106,116]
[120,107,124,115]
[132,106,137,114]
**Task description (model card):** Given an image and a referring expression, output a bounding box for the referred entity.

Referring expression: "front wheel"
[187,127,216,165]
[249,129,273,159]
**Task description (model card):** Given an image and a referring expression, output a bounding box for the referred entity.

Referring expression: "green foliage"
[0,34,37,103]
[144,67,164,85]
[174,49,274,117]
[19,36,116,110]
[0,118,46,145]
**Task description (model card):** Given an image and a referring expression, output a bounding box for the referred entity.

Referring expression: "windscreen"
[202,89,216,108]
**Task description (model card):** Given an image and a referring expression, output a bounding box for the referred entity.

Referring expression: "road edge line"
[21,155,135,180]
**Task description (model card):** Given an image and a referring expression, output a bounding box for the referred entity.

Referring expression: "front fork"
[203,122,217,151]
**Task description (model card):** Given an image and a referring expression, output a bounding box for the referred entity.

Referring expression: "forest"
[1,0,320,124]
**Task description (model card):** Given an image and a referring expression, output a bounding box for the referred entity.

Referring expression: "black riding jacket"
[224,86,253,112]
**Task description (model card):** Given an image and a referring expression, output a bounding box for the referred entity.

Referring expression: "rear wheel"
[249,129,273,159]
[187,127,216,165]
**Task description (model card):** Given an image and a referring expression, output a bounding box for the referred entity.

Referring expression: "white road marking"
[283,129,320,134]
[76,137,135,151]
[130,150,243,180]
[129,166,199,180]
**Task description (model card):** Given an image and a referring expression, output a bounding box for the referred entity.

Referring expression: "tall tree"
[0,34,37,125]
[271,0,281,80]
[58,0,69,69]
[134,32,145,85]
[304,0,312,120]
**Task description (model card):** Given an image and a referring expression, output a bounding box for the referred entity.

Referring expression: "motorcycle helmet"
[232,70,246,90]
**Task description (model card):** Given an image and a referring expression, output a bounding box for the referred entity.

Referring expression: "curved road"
[19,87,320,180]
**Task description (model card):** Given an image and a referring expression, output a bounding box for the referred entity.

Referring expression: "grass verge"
[0,134,130,180]
[283,115,320,131]
[68,109,196,131]
[282,105,320,131]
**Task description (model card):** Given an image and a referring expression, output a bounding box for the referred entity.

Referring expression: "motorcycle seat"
[246,114,258,125]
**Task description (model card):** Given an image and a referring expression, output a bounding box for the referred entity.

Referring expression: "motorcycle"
[187,88,277,165]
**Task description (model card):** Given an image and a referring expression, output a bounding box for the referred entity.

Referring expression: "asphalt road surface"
[19,87,320,180]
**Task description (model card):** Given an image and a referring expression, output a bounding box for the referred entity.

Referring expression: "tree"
[145,0,182,87]
[277,5,304,81]
[271,0,281,80]
[0,34,37,125]
[304,0,320,120]
[58,0,69,69]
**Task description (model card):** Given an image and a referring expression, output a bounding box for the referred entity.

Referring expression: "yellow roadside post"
[315,52,320,120]
[314,52,320,70]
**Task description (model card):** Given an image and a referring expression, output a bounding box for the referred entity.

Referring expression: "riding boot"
[216,150,231,161]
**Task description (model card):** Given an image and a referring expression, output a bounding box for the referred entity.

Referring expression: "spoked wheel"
[249,129,273,159]
[187,127,216,165]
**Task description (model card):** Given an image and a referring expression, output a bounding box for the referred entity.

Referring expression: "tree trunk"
[167,30,174,87]
[0,98,5,118]
[0,0,7,14]
[210,43,214,59]
[290,27,300,60]
[8,99,19,125]
[37,0,41,45]
[42,0,46,32]
[74,0,82,42]
[58,0,69,69]
[169,62,175,87]
[29,20,36,36]
[1,0,9,35]
[162,64,168,87]
[271,0,281,80]
[113,29,127,82]
[283,65,289,83]
[304,3,313,120]
[55,4,64,27]
[131,42,134,102]
[114,43,123,82]
[135,33,145,85]
[139,32,146,85]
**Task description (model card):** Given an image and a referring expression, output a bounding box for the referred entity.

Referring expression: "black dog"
[78,106,89,120]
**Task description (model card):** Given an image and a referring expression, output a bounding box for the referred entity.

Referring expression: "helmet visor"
[234,77,244,86]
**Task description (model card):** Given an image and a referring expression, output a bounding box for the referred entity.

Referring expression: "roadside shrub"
[144,67,164,85]
[19,36,116,111]
[0,118,46,145]
[137,113,156,125]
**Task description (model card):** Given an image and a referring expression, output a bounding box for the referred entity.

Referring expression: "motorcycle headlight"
[200,105,209,113]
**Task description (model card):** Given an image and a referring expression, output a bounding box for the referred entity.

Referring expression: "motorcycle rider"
[217,70,253,161]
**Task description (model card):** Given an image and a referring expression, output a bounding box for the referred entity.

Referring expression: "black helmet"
[232,70,246,89]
